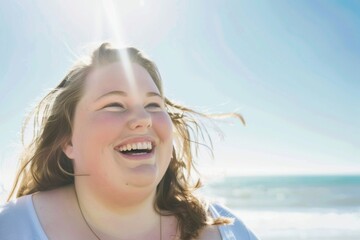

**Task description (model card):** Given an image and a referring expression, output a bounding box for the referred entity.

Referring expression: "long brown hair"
[8,43,245,239]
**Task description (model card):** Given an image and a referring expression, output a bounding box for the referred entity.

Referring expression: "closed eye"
[145,102,164,112]
[103,103,126,111]
[146,103,161,108]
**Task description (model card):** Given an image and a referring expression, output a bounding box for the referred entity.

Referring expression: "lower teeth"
[130,152,147,155]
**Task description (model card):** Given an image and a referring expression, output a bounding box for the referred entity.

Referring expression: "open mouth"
[115,141,155,159]
[119,148,153,155]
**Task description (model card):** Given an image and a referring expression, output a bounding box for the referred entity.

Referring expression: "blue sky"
[0,0,359,184]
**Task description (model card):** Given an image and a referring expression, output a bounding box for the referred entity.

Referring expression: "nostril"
[129,118,152,130]
[127,108,152,130]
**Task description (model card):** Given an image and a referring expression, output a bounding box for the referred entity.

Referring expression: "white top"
[209,204,259,240]
[0,195,259,240]
[0,195,48,240]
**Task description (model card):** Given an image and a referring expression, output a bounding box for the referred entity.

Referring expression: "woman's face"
[64,62,173,200]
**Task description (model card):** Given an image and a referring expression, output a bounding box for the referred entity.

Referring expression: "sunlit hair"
[7,43,245,240]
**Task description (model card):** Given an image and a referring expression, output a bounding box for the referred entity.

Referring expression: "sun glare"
[101,0,138,95]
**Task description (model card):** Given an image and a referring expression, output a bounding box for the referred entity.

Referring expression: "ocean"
[1,175,360,239]
[203,175,360,240]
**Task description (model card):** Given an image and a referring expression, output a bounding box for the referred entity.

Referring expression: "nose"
[128,107,152,130]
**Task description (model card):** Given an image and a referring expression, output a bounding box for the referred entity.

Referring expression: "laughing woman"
[0,43,259,240]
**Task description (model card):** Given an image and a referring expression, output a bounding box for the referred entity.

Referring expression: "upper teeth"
[118,141,152,152]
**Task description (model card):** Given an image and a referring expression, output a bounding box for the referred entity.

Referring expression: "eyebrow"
[146,92,162,98]
[95,90,162,101]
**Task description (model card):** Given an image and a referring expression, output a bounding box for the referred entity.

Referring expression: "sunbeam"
[101,0,137,96]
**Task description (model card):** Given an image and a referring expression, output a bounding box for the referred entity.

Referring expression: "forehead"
[84,62,160,99]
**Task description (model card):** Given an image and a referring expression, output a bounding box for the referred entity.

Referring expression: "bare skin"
[32,185,222,240]
[32,185,178,240]
[31,63,222,240]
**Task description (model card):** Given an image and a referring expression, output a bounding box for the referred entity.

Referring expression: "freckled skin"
[64,62,173,207]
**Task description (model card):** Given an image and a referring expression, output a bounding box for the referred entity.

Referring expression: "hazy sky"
[0,0,359,186]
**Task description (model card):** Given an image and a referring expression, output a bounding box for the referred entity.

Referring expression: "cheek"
[87,112,127,142]
[72,113,127,166]
[153,112,173,142]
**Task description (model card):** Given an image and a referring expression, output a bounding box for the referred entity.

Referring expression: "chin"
[123,163,160,188]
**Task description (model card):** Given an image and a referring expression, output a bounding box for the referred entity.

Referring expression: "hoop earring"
[171,147,176,161]
[57,153,76,176]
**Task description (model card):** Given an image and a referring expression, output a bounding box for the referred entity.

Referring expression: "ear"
[62,140,75,160]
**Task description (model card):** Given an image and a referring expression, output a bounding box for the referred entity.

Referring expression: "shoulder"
[0,195,46,239]
[208,203,260,240]
[197,224,222,240]
[0,195,30,224]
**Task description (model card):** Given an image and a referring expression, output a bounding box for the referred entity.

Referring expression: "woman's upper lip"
[114,136,157,149]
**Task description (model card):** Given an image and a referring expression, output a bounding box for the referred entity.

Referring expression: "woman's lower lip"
[116,149,155,160]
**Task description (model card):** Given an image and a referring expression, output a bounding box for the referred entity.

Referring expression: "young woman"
[0,43,259,240]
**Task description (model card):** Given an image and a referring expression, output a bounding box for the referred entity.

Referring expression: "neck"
[71,183,161,239]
